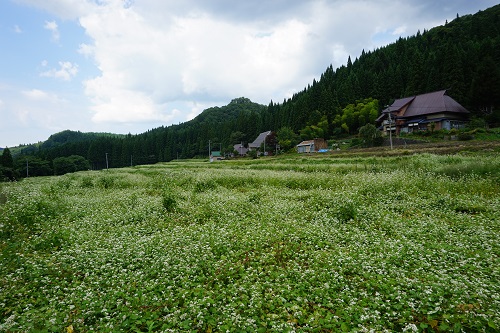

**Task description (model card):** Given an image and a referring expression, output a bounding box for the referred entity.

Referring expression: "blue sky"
[1,0,498,147]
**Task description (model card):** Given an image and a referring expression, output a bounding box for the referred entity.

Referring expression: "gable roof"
[233,144,248,155]
[249,131,271,148]
[403,90,469,118]
[297,140,315,147]
[383,90,469,119]
[211,151,222,157]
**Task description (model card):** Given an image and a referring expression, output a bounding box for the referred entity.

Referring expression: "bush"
[162,191,177,212]
[247,150,258,159]
[97,174,116,189]
[458,132,474,141]
[358,123,382,147]
[53,155,90,175]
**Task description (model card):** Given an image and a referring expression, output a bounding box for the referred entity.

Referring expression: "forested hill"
[269,4,500,136]
[11,4,500,174]
[19,97,267,171]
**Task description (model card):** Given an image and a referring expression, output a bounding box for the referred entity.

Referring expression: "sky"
[0,0,498,147]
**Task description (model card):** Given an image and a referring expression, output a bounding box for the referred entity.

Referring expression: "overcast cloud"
[1,0,497,146]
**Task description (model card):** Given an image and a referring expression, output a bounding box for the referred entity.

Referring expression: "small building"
[377,90,469,135]
[296,138,328,153]
[210,151,223,162]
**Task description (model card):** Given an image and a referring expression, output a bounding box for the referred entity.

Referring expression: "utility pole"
[386,106,394,150]
[130,155,133,167]
[105,152,109,170]
[26,159,29,177]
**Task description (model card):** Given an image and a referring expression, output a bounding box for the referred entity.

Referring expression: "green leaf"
[439,322,450,330]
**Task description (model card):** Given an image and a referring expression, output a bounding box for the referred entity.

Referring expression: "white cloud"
[75,2,320,123]
[44,20,60,42]
[40,61,79,81]
[7,89,71,130]
[393,26,407,36]
[13,0,96,20]
[14,25,22,33]
[22,89,65,104]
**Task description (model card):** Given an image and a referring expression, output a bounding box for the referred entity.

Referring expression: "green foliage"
[96,174,121,189]
[337,98,380,135]
[0,148,17,181]
[1,147,13,168]
[247,149,258,159]
[358,123,383,147]
[458,131,474,141]
[1,154,499,331]
[161,190,177,212]
[194,178,218,193]
[276,127,300,151]
[53,155,90,175]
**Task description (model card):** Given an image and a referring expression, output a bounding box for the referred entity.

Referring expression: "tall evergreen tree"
[1,148,13,168]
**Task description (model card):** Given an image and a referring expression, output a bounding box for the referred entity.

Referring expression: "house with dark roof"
[233,143,248,156]
[377,90,469,135]
[248,131,272,151]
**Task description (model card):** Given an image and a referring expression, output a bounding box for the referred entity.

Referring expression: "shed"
[296,138,328,153]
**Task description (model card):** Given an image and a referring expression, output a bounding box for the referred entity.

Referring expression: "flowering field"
[1,153,499,332]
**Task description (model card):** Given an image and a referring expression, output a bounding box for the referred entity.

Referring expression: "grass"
[1,153,499,332]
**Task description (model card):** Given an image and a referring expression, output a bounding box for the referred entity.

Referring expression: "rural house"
[248,131,272,151]
[377,90,469,135]
[296,138,328,153]
[233,143,248,156]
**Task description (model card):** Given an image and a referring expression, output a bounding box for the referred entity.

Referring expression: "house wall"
[313,139,328,150]
[297,144,312,153]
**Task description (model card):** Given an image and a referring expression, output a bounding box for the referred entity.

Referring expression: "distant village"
[211,90,470,161]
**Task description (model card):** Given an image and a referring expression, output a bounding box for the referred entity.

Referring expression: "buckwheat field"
[1,153,499,332]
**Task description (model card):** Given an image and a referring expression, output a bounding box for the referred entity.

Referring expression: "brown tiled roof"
[399,90,469,118]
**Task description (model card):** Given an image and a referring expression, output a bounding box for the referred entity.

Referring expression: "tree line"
[5,4,500,178]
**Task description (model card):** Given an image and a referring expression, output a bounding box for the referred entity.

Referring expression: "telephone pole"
[386,106,393,150]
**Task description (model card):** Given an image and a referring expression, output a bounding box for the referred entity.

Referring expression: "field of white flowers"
[1,153,499,332]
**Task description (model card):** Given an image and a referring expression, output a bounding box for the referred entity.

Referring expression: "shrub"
[247,150,258,159]
[458,132,474,141]
[97,174,116,189]
[162,191,177,212]
[80,176,94,188]
[194,179,217,193]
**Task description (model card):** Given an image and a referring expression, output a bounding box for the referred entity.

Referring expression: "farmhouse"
[248,131,272,151]
[296,138,328,153]
[377,90,469,135]
[233,143,248,156]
